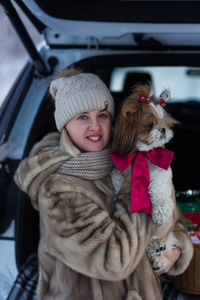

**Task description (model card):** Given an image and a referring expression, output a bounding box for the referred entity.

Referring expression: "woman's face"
[65,109,112,152]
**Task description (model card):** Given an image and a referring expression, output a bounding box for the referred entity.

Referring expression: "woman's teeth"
[88,136,100,140]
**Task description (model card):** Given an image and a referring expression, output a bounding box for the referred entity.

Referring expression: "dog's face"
[112,95,179,155]
[136,102,175,151]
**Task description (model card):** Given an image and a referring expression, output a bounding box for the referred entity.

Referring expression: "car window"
[110,66,200,103]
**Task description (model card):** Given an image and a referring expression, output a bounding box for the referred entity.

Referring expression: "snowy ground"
[0,222,18,300]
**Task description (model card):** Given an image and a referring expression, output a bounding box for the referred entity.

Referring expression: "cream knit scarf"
[56,148,114,180]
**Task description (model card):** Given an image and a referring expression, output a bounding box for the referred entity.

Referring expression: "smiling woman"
[65,110,111,152]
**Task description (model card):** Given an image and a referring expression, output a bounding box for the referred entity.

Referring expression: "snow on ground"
[0,222,18,299]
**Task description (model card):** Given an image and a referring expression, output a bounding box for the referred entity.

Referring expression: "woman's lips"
[87,135,102,142]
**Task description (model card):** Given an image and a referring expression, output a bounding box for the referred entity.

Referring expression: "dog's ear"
[112,99,140,155]
[163,109,180,128]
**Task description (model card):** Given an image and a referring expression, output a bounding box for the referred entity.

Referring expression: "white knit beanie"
[50,73,115,132]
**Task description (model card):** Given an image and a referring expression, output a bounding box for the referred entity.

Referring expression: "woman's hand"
[155,247,181,276]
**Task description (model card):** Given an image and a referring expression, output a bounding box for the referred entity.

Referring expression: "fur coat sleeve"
[165,205,194,276]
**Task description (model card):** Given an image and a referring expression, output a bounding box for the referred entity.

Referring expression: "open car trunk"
[15,54,200,268]
[0,0,200,272]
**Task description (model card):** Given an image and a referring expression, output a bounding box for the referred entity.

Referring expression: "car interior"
[14,54,200,269]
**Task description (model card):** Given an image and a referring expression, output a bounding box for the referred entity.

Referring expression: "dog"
[110,84,179,272]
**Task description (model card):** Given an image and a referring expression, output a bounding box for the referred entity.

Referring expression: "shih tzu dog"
[110,84,179,272]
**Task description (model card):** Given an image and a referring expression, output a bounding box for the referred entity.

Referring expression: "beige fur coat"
[15,132,193,300]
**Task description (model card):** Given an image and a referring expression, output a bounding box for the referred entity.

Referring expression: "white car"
[0,0,200,299]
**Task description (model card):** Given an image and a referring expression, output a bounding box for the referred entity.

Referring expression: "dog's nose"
[161,128,166,134]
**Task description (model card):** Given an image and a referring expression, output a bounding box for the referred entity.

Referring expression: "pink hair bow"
[110,148,174,215]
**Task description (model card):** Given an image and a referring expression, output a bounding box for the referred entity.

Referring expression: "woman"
[15,67,193,300]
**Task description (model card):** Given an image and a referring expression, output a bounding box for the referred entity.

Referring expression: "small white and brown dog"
[110,84,179,272]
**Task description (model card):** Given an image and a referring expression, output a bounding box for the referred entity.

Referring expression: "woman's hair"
[60,127,81,157]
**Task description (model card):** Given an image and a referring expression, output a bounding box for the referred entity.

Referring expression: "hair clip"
[138,95,151,104]
[159,99,167,108]
[104,100,109,110]
[159,90,170,108]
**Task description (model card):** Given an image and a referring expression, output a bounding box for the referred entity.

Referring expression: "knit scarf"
[56,148,114,180]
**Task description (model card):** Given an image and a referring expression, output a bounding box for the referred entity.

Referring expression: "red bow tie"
[110,148,174,215]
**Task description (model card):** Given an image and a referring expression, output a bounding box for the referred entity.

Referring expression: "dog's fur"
[111,84,180,272]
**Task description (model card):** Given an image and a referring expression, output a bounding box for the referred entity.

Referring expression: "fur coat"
[15,132,193,300]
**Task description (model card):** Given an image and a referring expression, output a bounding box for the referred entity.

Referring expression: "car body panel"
[21,0,200,47]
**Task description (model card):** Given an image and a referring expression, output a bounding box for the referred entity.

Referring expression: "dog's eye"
[147,122,154,128]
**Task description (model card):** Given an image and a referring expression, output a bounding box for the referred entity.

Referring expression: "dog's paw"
[147,238,167,261]
[147,238,168,272]
[152,202,173,224]
[152,255,168,272]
